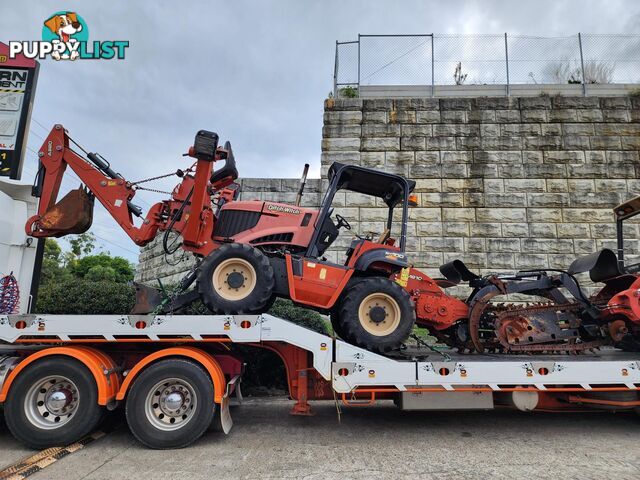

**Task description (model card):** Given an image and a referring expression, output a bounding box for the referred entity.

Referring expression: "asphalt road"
[0,397,639,480]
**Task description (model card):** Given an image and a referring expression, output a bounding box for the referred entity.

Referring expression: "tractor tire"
[336,277,415,353]
[197,243,275,314]
[4,358,104,449]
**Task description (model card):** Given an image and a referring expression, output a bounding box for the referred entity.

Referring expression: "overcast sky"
[2,0,639,262]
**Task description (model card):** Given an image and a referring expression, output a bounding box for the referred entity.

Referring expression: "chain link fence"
[333,33,640,96]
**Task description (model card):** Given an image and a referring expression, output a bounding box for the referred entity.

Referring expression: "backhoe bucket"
[37,187,94,237]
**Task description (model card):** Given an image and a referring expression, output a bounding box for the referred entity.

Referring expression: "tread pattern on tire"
[197,243,275,314]
[4,357,103,450]
[337,276,416,353]
[125,358,215,449]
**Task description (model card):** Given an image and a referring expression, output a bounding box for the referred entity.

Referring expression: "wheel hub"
[146,378,197,431]
[226,271,245,289]
[369,306,387,324]
[24,376,80,429]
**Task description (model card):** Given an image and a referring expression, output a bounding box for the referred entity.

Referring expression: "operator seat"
[210,142,238,185]
[567,248,622,283]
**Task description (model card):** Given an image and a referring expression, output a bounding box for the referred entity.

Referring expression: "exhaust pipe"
[295,163,309,207]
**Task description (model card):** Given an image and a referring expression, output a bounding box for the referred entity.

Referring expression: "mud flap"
[37,187,94,237]
[209,395,233,434]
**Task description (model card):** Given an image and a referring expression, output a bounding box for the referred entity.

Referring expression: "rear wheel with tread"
[125,359,215,449]
[337,277,415,353]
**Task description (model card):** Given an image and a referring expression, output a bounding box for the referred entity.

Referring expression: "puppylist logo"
[8,11,129,61]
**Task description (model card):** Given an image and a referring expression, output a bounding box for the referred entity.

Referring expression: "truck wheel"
[337,277,415,353]
[197,243,275,314]
[4,358,103,449]
[125,359,215,449]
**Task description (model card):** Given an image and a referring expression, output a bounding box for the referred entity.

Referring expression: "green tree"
[72,254,134,283]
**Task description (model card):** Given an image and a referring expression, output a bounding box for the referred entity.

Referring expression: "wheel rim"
[212,258,257,301]
[144,378,198,432]
[24,375,80,430]
[358,292,402,336]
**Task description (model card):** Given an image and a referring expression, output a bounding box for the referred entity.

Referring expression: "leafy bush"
[36,278,135,314]
[71,254,134,283]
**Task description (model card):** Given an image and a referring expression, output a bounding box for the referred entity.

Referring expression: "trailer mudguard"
[0,346,120,405]
[116,346,226,404]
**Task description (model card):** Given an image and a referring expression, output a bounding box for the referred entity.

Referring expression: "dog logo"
[42,12,87,60]
[8,11,128,61]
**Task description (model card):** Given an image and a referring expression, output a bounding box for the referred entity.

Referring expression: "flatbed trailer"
[0,312,639,449]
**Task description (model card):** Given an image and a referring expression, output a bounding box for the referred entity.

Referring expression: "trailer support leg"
[290,348,313,416]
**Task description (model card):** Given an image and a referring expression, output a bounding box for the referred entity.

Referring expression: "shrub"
[36,278,135,314]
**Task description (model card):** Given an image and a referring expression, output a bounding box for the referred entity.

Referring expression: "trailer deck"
[0,312,638,448]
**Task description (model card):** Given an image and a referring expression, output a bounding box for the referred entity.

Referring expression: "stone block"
[476,208,527,222]
[440,110,468,123]
[415,151,441,164]
[409,165,443,178]
[442,179,483,192]
[562,123,594,135]
[487,238,521,253]
[325,98,362,111]
[321,151,361,166]
[500,123,542,136]
[469,164,499,178]
[566,164,607,178]
[443,207,476,222]
[585,151,606,163]
[520,110,548,122]
[480,124,500,136]
[385,151,415,164]
[487,253,515,269]
[421,237,465,253]
[549,109,578,122]
[562,135,590,149]
[541,123,562,136]
[527,193,569,207]
[468,110,497,123]
[360,152,385,166]
[426,137,457,150]
[441,151,471,163]
[594,179,627,192]
[416,222,443,236]
[576,109,604,122]
[505,179,546,193]
[595,123,640,136]
[414,179,442,192]
[529,223,557,238]
[470,223,501,237]
[401,124,432,136]
[409,208,442,221]
[434,124,480,137]
[519,97,551,109]
[523,164,567,178]
[485,193,527,207]
[501,223,529,237]
[562,209,612,222]
[522,151,544,163]
[422,193,464,207]
[607,151,639,163]
[574,239,597,254]
[465,238,486,253]
[495,109,521,123]
[389,110,416,124]
[464,193,485,207]
[416,110,441,123]
[363,111,387,124]
[363,99,394,111]
[521,238,573,253]
[362,124,400,137]
[322,137,361,151]
[527,208,562,223]
[323,111,362,125]
[590,136,622,150]
[440,98,472,110]
[567,179,595,192]
[362,137,399,151]
[543,151,585,164]
[546,179,568,192]
[569,191,622,208]
[621,137,640,150]
[602,110,630,122]
[515,254,548,269]
[322,125,361,138]
[395,98,440,110]
[484,179,504,193]
[552,96,599,109]
[557,223,590,238]
[443,222,470,236]
[601,97,631,109]
[523,136,563,150]
[473,151,521,164]
[401,136,426,151]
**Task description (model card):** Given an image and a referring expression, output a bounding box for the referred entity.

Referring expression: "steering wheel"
[335,213,351,230]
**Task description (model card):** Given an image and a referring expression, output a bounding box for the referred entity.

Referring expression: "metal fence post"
[431,34,435,97]
[357,34,361,91]
[333,41,338,98]
[578,32,587,96]
[504,33,510,97]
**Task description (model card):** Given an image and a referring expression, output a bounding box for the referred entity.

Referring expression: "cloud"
[2,0,637,262]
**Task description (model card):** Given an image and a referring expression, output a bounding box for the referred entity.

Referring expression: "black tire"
[337,277,415,353]
[125,359,215,449]
[4,357,103,449]
[197,243,275,314]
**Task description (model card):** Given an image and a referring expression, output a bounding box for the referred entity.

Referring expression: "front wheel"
[4,358,104,449]
[337,277,415,353]
[197,243,275,314]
